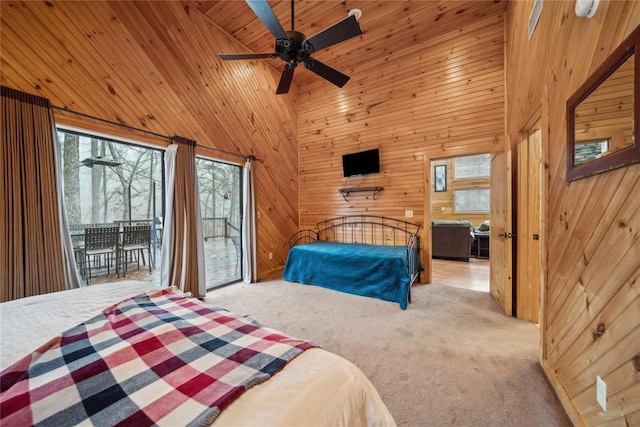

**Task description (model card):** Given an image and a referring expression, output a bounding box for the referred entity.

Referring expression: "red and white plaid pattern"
[0,288,314,426]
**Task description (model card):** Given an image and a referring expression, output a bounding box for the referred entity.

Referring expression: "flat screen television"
[342,148,380,177]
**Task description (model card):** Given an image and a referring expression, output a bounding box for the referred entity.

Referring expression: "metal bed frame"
[288,215,422,304]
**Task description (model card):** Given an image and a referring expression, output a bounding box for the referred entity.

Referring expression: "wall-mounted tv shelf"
[339,186,384,202]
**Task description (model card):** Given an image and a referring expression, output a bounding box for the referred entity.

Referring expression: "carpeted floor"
[206,280,571,426]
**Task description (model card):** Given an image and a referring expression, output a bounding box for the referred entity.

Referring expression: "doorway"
[429,154,491,292]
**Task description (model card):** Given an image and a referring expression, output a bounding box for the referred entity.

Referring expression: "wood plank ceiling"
[187,0,506,89]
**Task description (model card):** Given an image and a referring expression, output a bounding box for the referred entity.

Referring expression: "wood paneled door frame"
[516,119,543,324]
[515,100,549,334]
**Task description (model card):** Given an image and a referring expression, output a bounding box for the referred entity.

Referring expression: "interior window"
[454,188,491,213]
[453,153,491,179]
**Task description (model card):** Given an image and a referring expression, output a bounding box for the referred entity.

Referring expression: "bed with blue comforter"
[283,216,422,309]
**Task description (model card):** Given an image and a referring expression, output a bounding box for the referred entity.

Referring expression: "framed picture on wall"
[434,164,447,192]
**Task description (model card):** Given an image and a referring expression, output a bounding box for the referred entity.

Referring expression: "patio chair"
[119,225,152,277]
[83,225,120,283]
[69,223,85,261]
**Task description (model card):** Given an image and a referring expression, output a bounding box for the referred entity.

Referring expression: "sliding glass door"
[196,157,242,289]
[58,130,241,288]
[58,128,164,284]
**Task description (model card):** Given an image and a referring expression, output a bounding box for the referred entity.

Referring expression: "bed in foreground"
[284,215,422,309]
[0,281,395,426]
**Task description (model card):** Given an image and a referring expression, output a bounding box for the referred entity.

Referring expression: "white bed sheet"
[0,281,395,426]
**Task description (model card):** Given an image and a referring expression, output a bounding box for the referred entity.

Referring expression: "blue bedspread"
[283,241,411,309]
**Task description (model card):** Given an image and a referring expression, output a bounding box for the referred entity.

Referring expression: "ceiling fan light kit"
[219,0,363,94]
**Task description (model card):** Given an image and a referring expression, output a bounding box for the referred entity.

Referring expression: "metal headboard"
[316,215,421,246]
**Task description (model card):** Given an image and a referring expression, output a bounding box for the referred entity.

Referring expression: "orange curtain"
[1,86,66,301]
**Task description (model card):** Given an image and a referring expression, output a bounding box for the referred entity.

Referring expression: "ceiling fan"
[219,0,363,94]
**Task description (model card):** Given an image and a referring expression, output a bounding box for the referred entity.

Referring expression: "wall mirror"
[567,25,640,181]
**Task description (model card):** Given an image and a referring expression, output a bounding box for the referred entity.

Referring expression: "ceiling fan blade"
[276,63,296,94]
[304,15,362,53]
[245,0,289,41]
[219,53,276,60]
[305,59,350,88]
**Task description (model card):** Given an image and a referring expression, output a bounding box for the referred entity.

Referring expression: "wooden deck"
[82,237,241,289]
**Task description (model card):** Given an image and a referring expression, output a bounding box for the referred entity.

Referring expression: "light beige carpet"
[205,281,571,426]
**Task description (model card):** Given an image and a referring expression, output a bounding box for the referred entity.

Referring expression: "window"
[453,153,491,179]
[454,188,490,213]
[59,130,164,224]
[196,157,242,289]
[574,140,609,165]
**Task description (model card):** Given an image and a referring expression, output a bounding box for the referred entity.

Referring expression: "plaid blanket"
[1,288,314,426]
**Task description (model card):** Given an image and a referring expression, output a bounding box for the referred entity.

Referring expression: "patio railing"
[203,217,231,240]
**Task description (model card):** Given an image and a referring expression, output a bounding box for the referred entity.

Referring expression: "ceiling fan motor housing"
[275,30,313,65]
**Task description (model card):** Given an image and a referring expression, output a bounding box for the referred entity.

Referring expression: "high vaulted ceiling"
[187,0,506,88]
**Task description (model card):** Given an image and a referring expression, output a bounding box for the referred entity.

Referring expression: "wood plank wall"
[298,10,505,275]
[0,0,299,278]
[505,1,640,425]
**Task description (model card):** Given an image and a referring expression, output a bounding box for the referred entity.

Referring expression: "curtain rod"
[51,105,262,162]
[198,145,262,163]
[51,105,170,141]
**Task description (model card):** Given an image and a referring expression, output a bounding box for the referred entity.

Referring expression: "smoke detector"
[575,0,600,18]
